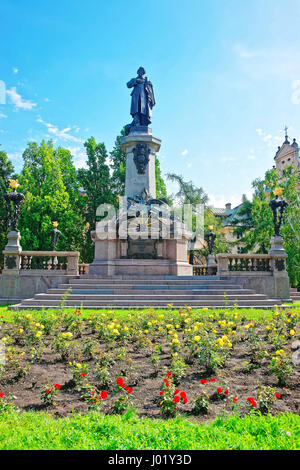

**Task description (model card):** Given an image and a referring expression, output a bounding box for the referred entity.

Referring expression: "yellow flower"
[124,326,129,332]
[36,331,42,338]
[172,338,180,344]
[290,330,295,336]
[194,336,201,342]
[76,363,82,369]
[202,307,208,311]
[216,338,224,347]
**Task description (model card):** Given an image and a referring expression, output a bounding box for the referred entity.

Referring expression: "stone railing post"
[66,252,79,276]
[2,231,22,275]
[216,254,229,276]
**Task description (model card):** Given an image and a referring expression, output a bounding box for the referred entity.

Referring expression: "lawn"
[0,305,299,450]
[0,409,298,450]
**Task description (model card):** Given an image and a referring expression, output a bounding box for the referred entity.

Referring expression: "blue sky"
[1,0,300,208]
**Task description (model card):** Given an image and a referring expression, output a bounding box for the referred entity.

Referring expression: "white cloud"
[234,44,263,60]
[291,80,300,104]
[6,87,37,110]
[208,191,253,209]
[0,112,7,118]
[12,67,19,74]
[234,44,300,80]
[248,153,256,160]
[256,128,282,147]
[181,149,188,156]
[66,146,87,168]
[44,97,51,102]
[37,117,82,143]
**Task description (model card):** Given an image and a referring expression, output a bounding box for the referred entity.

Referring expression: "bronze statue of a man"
[127,67,155,129]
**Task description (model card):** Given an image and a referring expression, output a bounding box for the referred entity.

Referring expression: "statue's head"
[137,66,146,77]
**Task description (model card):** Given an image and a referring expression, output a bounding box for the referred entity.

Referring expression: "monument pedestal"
[121,131,161,199]
[89,230,193,277]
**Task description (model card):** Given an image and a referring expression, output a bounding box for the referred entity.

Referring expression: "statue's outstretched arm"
[127,78,136,89]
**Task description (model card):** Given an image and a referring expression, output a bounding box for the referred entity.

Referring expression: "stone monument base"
[89,232,193,277]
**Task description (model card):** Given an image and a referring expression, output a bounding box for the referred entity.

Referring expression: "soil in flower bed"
[0,310,299,421]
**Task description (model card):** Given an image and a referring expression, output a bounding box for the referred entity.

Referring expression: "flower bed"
[0,306,299,420]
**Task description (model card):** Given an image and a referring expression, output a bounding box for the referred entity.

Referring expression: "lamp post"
[50,221,61,251]
[4,179,25,232]
[205,225,217,267]
[3,179,25,270]
[269,187,288,255]
[50,221,62,267]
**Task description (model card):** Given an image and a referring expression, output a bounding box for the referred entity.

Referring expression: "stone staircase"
[12,275,281,309]
[290,288,300,301]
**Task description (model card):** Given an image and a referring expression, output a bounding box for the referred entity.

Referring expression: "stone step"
[34,293,269,301]
[47,288,256,295]
[59,281,241,288]
[16,298,279,308]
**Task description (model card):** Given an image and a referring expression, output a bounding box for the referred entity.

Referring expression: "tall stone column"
[121,131,161,199]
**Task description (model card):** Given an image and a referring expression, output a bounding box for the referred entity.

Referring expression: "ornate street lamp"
[269,187,288,256]
[4,179,25,232]
[269,188,288,237]
[205,225,217,268]
[50,221,61,251]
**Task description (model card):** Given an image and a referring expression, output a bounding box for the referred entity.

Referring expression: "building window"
[237,246,243,254]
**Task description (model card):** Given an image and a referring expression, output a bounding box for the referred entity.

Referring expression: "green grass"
[0,410,298,450]
[1,305,299,324]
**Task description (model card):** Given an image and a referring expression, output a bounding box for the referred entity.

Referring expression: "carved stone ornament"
[133,143,151,174]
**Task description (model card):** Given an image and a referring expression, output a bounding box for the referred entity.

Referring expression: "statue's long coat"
[127,77,155,119]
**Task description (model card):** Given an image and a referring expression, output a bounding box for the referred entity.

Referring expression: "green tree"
[238,166,300,286]
[17,141,86,254]
[77,137,114,262]
[0,149,14,268]
[110,130,127,200]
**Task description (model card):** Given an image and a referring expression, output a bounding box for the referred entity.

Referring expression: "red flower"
[275,393,281,399]
[164,379,170,387]
[210,378,216,382]
[174,389,181,395]
[233,396,239,403]
[180,391,187,403]
[173,396,180,403]
[45,389,51,394]
[101,391,108,399]
[200,379,207,384]
[247,397,257,407]
[126,387,133,394]
[225,389,229,395]
[80,373,87,377]
[54,384,61,390]
[160,391,164,396]
[116,377,125,388]
[217,388,222,394]
[166,371,172,378]
[0,392,4,398]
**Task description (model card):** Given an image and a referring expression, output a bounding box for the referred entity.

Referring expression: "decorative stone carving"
[133,143,150,175]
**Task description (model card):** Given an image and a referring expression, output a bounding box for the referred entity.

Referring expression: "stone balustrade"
[3,250,80,276]
[216,252,290,300]
[192,265,217,276]
[216,253,287,275]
